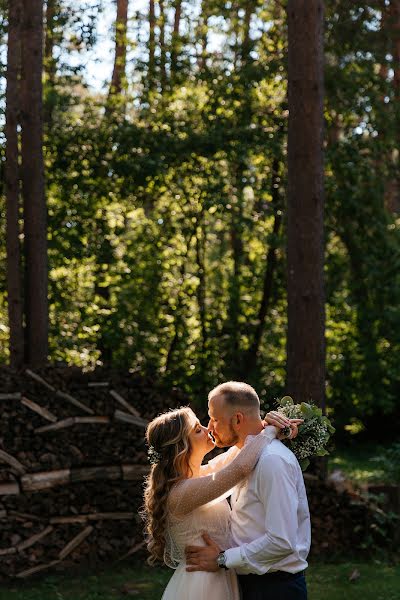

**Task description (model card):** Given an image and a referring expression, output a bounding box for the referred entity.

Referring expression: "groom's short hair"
[208,381,260,415]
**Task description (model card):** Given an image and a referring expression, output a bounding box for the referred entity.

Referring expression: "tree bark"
[109,0,129,98]
[44,0,59,127]
[390,1,400,96]
[159,0,167,89]
[244,157,282,374]
[5,0,24,368]
[379,1,400,213]
[387,0,400,212]
[20,0,48,367]
[148,0,156,91]
[197,0,208,72]
[164,230,196,374]
[195,212,207,389]
[241,1,255,63]
[170,0,182,80]
[286,0,325,409]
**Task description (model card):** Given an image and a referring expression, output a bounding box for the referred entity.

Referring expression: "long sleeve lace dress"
[161,426,277,600]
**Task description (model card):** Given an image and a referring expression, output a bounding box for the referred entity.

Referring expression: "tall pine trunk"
[5,0,24,368]
[109,0,128,99]
[159,0,167,90]
[148,0,156,92]
[286,1,325,408]
[170,0,182,81]
[44,0,58,127]
[244,157,282,375]
[20,0,48,367]
[388,0,400,212]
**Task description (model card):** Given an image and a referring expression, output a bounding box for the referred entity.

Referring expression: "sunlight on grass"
[328,444,387,484]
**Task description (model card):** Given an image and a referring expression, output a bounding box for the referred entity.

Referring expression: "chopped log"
[117,540,145,562]
[21,396,58,423]
[114,409,148,428]
[110,389,141,417]
[50,515,89,524]
[0,546,17,556]
[0,482,20,495]
[49,512,134,524]
[55,390,94,415]
[8,511,45,522]
[21,469,70,492]
[74,416,110,425]
[70,465,121,483]
[0,392,21,400]
[0,510,7,518]
[58,525,93,560]
[0,449,27,474]
[16,525,53,552]
[35,416,109,434]
[35,417,75,433]
[87,512,134,521]
[25,369,56,392]
[87,382,109,387]
[15,559,61,578]
[19,463,145,492]
[122,464,149,480]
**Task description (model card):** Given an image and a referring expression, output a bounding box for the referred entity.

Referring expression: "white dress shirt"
[224,437,311,575]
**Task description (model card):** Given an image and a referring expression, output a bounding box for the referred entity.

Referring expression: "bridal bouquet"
[277,396,335,471]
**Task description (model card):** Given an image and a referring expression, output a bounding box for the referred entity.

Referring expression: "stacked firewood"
[0,366,186,580]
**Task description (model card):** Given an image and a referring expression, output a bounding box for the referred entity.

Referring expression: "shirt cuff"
[224,546,246,570]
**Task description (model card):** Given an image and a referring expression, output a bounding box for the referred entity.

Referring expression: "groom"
[185,381,310,600]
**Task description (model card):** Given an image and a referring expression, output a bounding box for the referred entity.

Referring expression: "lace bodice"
[164,427,277,568]
[164,498,233,568]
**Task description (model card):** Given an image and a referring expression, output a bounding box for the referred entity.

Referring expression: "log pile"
[0,366,186,580]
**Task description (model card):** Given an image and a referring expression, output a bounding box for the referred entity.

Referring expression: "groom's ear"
[232,411,245,428]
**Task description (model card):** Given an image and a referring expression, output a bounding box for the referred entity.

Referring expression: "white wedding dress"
[161,427,277,600]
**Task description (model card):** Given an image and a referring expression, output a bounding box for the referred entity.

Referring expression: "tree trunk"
[20,0,48,367]
[5,0,24,368]
[241,1,255,63]
[148,0,156,92]
[197,0,208,72]
[286,1,325,409]
[159,0,167,89]
[109,0,129,98]
[391,1,400,96]
[164,230,196,373]
[170,0,182,81]
[44,0,59,127]
[226,167,244,375]
[195,213,207,390]
[244,157,282,374]
[387,0,400,212]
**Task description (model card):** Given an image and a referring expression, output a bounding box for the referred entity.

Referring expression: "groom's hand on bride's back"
[185,533,221,572]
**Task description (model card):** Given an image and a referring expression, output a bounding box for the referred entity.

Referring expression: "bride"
[142,406,299,600]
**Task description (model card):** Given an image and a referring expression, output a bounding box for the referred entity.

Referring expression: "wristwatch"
[217,551,228,570]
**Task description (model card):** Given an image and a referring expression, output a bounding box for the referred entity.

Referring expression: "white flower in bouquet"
[277,396,335,471]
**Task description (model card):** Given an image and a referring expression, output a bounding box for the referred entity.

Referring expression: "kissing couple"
[142,381,311,600]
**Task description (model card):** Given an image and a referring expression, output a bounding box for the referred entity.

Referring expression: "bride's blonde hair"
[142,406,195,565]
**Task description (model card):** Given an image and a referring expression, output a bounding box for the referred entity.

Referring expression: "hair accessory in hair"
[148,445,162,465]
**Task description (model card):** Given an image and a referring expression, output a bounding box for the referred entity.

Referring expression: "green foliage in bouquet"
[277,396,335,471]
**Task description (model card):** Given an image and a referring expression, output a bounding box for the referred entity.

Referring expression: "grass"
[0,561,399,600]
[328,443,388,485]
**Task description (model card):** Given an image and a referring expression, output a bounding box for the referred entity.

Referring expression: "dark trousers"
[238,570,307,600]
